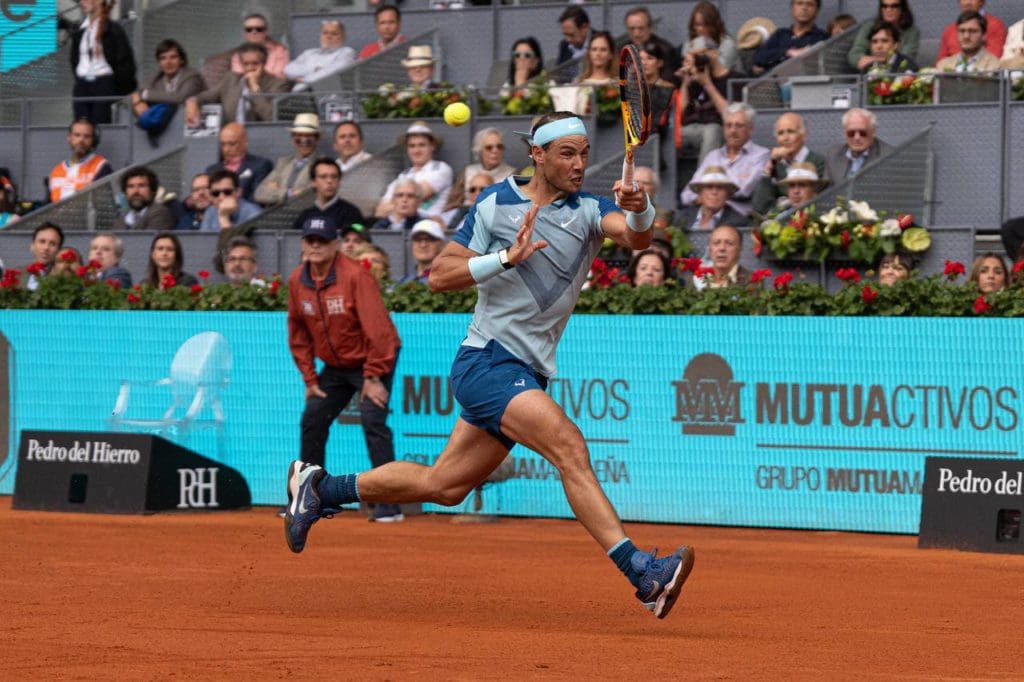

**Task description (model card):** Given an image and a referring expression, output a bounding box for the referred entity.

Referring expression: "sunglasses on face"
[845,129,869,139]
[468,185,488,193]
[210,188,235,197]
[483,144,504,151]
[244,25,267,33]
[393,192,417,199]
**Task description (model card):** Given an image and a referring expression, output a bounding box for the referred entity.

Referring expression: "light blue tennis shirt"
[454,175,621,377]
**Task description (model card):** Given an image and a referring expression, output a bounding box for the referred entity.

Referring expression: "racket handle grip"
[621,156,636,192]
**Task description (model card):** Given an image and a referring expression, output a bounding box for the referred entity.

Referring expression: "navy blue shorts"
[450,339,548,449]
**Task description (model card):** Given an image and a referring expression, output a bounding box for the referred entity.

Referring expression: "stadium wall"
[1,311,1019,534]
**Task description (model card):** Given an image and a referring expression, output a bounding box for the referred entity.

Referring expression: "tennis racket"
[618,44,653,193]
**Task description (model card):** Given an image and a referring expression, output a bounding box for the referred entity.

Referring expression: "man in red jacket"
[287,215,403,522]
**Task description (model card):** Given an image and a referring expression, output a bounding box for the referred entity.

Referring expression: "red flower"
[591,258,607,274]
[901,76,915,89]
[861,285,878,303]
[59,249,77,262]
[26,262,45,275]
[269,280,281,294]
[773,272,794,291]
[973,295,991,314]
[106,279,121,289]
[132,284,142,291]
[836,267,861,284]
[752,232,763,256]
[127,293,140,304]
[840,230,851,249]
[693,266,716,279]
[88,259,102,270]
[680,257,703,273]
[617,273,631,285]
[873,81,892,97]
[161,274,177,289]
[751,268,772,284]
[198,269,210,280]
[897,213,914,230]
[1013,260,1024,274]
[75,265,89,277]
[943,260,965,278]
[787,210,808,230]
[360,258,373,270]
[190,284,203,295]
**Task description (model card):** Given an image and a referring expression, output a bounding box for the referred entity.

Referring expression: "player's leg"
[500,389,694,619]
[357,370,403,521]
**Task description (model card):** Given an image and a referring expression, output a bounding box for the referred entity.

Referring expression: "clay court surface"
[1,500,1021,680]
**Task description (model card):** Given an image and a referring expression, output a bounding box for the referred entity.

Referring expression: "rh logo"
[177,467,219,508]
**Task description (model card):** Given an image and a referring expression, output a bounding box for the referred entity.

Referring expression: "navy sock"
[608,538,642,588]
[317,473,360,508]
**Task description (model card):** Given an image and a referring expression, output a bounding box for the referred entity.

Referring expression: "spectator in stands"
[628,249,670,287]
[826,15,857,37]
[937,1,1007,63]
[292,157,364,233]
[205,123,273,202]
[677,167,748,231]
[624,6,680,82]
[254,114,322,206]
[333,121,373,173]
[751,112,826,216]
[1001,215,1024,263]
[52,247,83,276]
[177,173,212,230]
[936,11,1002,72]
[693,224,750,290]
[358,5,405,60]
[375,121,453,219]
[230,14,289,81]
[824,108,892,183]
[284,20,356,89]
[753,0,829,73]
[969,253,1008,294]
[200,170,261,232]
[0,184,19,228]
[25,223,63,290]
[569,31,617,115]
[399,219,446,285]
[49,118,113,203]
[735,17,776,77]
[555,6,592,82]
[223,236,265,286]
[443,173,494,231]
[634,166,658,203]
[673,41,730,164]
[463,128,515,191]
[146,232,197,288]
[859,21,919,74]
[354,243,390,285]
[640,42,675,136]
[681,103,770,217]
[1004,18,1024,61]
[683,1,739,74]
[776,162,825,211]
[372,178,426,231]
[877,251,915,286]
[70,0,137,124]
[130,39,204,122]
[186,43,289,127]
[503,38,546,91]
[402,45,438,90]
[848,0,920,71]
[341,224,372,259]
[113,166,177,230]
[88,232,132,289]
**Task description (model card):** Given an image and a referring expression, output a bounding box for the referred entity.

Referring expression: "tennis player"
[284,112,694,618]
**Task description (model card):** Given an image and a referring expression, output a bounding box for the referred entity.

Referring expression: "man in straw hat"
[375,120,453,219]
[255,113,322,206]
[770,161,827,214]
[283,111,695,619]
[401,45,438,89]
[676,166,749,231]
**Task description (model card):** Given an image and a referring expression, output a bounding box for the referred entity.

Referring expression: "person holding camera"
[672,41,730,165]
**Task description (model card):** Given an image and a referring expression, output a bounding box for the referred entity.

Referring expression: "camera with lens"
[692,53,710,72]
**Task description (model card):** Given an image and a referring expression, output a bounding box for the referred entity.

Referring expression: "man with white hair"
[283,20,356,88]
[371,178,426,231]
[88,232,132,289]
[462,128,515,191]
[824,108,891,183]
[680,103,769,217]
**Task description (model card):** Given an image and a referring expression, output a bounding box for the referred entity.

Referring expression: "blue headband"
[527,117,588,147]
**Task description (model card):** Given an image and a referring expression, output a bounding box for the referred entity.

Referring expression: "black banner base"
[919,456,1024,554]
[13,431,251,514]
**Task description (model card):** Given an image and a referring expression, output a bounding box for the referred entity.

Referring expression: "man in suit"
[751,112,826,217]
[623,7,680,84]
[113,166,176,231]
[691,224,751,290]
[555,6,591,82]
[937,1,1007,63]
[676,167,749,231]
[88,232,133,289]
[936,10,1003,72]
[255,113,321,206]
[824,108,892,184]
[204,123,273,203]
[185,43,289,126]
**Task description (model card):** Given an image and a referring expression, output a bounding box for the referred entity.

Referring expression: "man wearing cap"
[284,20,356,89]
[287,213,404,523]
[358,4,406,60]
[375,121,453,219]
[751,112,826,217]
[824,108,891,183]
[680,103,770,217]
[293,157,364,234]
[255,113,323,206]
[340,224,372,259]
[399,219,446,284]
[753,0,829,73]
[283,112,695,619]
[676,167,749,231]
[402,45,437,90]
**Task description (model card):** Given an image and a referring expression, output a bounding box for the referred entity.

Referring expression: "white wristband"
[468,251,505,283]
[625,196,655,232]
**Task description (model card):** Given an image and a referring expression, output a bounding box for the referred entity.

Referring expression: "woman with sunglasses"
[503,37,545,91]
[462,128,514,192]
[847,0,919,71]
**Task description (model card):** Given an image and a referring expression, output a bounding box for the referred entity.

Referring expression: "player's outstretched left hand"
[508,204,548,265]
[613,180,648,213]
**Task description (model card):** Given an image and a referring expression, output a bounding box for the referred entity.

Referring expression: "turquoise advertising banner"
[0,311,1019,533]
[0,1,57,72]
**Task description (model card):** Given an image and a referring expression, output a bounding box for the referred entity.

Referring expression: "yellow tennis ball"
[444,102,471,127]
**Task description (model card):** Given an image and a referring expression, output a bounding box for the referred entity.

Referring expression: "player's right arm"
[428,205,544,292]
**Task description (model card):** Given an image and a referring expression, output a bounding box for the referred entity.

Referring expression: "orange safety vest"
[49,153,109,203]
